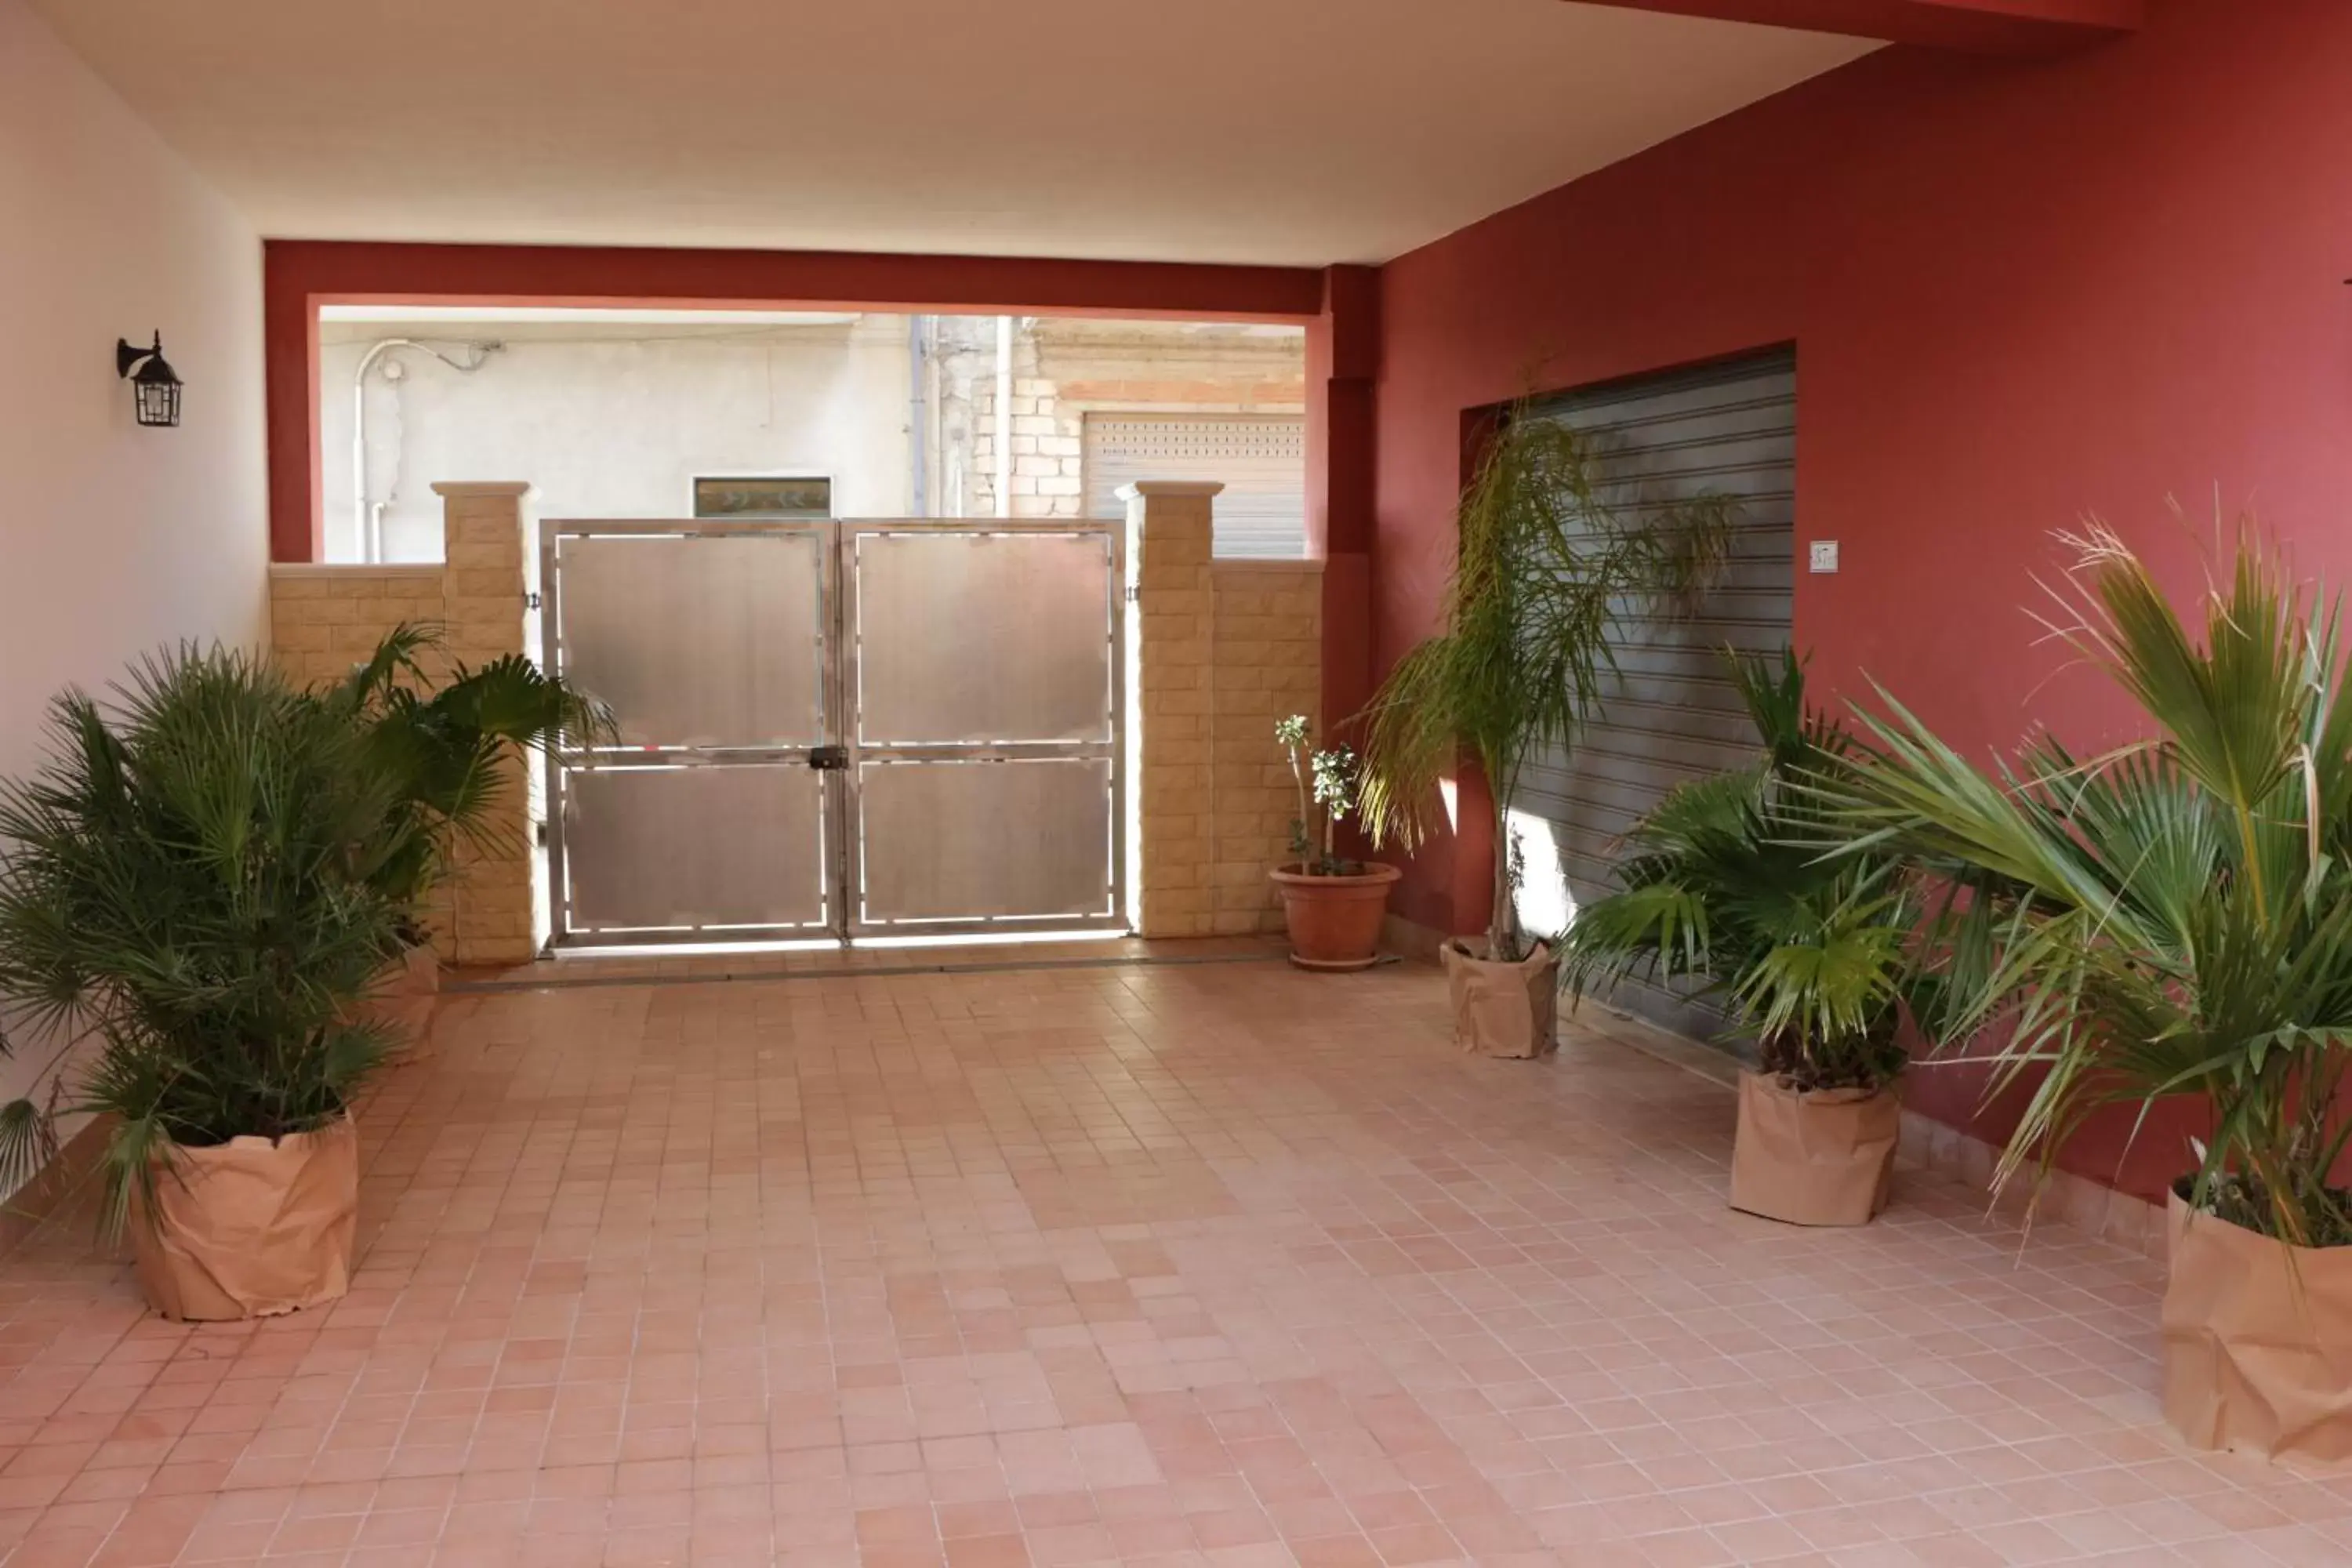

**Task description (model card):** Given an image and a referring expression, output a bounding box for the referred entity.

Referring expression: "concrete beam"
[1566,0,2143,55]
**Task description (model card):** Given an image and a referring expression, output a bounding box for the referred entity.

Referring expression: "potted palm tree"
[1359,405,1733,1057]
[0,647,414,1319]
[1560,652,1918,1225]
[325,625,608,1044]
[1268,715,1398,968]
[1830,524,2352,1459]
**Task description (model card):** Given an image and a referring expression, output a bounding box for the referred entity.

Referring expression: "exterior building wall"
[1370,0,2352,1199]
[267,485,534,966]
[318,318,916,563]
[935,318,1305,521]
[320,314,1305,559]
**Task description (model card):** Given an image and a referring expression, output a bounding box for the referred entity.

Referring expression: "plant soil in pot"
[132,1116,361,1322]
[1271,862,1399,970]
[2161,1187,2352,1461]
[1442,940,1558,1058]
[1729,1071,1899,1227]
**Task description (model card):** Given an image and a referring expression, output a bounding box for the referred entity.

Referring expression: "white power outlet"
[1809,539,1840,574]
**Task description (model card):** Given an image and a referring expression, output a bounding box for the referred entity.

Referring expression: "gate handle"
[808,746,849,771]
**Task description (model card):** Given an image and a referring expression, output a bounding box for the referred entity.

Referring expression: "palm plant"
[323,624,609,940]
[1559,650,1917,1092]
[1828,524,2352,1246]
[0,646,412,1235]
[1358,405,1735,960]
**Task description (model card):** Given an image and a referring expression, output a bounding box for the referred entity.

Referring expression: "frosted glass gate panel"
[543,519,1123,948]
[844,524,1123,935]
[545,523,837,943]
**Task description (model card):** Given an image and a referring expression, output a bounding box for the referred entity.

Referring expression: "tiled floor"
[2,947,2347,1567]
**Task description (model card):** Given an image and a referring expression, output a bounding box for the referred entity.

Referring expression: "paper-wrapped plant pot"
[1441,941,1557,1059]
[130,1116,361,1321]
[1269,862,1400,970]
[2161,1189,2352,1461]
[1729,1071,1898,1226]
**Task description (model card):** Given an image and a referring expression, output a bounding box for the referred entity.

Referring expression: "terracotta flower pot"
[2162,1188,2352,1461]
[1269,862,1400,970]
[355,941,440,1058]
[1440,939,1557,1058]
[130,1115,361,1321]
[1728,1071,1900,1226]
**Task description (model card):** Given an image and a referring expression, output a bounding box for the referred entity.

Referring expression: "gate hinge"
[1124,584,1139,604]
[526,591,543,611]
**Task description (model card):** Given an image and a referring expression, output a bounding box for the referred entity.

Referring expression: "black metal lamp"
[115,332,183,427]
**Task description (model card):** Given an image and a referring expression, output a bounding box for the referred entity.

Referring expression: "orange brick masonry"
[2,950,2347,1566]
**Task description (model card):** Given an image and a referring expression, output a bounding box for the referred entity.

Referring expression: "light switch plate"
[1809,539,1839,574]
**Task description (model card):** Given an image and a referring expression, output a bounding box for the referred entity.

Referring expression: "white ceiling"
[34,0,1873,267]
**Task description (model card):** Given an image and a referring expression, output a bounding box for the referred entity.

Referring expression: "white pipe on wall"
[994,314,1012,519]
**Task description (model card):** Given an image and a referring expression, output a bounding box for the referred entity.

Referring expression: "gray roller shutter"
[1083,413,1306,558]
[1512,347,1796,1046]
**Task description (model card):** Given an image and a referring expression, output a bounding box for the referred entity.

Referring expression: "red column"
[1307,265,1378,742]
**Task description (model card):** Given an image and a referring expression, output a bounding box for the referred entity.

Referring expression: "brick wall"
[265,483,535,966]
[949,318,1305,521]
[1207,561,1324,935]
[1126,485,1323,938]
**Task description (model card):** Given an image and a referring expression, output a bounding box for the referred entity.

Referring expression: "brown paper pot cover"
[1729,1071,1899,1227]
[2162,1189,2352,1461]
[1269,863,1399,970]
[1441,941,1557,1059]
[130,1115,361,1321]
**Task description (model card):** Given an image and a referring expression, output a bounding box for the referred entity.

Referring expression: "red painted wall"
[1370,0,2352,1198]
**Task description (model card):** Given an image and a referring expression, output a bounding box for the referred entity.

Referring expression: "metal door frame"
[540,517,1126,951]
[836,518,1127,942]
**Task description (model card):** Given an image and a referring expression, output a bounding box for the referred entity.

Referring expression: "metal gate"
[542,519,1125,949]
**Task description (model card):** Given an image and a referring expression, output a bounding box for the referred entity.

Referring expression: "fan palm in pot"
[0,647,413,1319]
[1358,404,1733,1056]
[1826,524,2352,1458]
[323,624,609,1043]
[1559,651,1919,1224]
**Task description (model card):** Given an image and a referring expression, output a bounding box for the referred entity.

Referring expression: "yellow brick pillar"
[1207,561,1324,935]
[1122,481,1218,937]
[429,481,536,966]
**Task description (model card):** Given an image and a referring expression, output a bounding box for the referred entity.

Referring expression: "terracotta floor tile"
[0,947,2329,1566]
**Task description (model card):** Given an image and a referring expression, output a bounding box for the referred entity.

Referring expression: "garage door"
[1512,347,1797,1044]
[1083,413,1306,558]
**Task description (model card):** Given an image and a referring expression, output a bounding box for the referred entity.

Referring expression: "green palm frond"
[1560,648,1919,1091]
[1357,408,1736,959]
[1824,520,2352,1243]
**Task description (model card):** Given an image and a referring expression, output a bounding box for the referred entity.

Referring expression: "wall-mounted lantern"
[114,332,183,427]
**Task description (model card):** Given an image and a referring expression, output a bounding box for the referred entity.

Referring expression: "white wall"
[319,318,916,561]
[0,0,267,1116]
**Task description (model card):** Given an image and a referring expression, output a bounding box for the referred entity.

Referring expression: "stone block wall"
[265,483,535,965]
[1126,484,1323,938]
[1207,561,1324,935]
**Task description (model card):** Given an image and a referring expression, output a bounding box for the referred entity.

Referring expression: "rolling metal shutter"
[1512,348,1796,1046]
[1083,413,1306,558]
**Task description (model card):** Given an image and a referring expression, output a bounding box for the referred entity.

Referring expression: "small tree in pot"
[0,647,414,1319]
[1358,405,1733,1056]
[1826,524,2352,1460]
[1560,652,1921,1224]
[1268,716,1397,968]
[325,624,609,1045]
